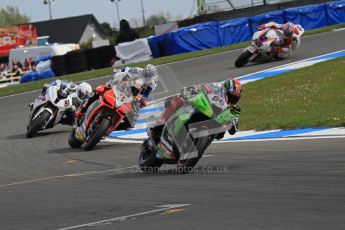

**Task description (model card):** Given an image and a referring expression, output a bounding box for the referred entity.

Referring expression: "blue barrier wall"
[148,33,170,58]
[285,4,328,30]
[169,21,221,55]
[249,10,286,34]
[326,0,345,25]
[218,18,252,46]
[148,1,345,58]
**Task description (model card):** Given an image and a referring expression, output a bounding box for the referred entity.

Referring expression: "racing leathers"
[76,72,144,130]
[41,80,81,125]
[113,66,158,107]
[257,22,301,59]
[149,82,241,143]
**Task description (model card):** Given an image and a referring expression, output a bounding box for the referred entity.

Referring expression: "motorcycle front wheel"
[84,118,111,151]
[26,110,51,138]
[235,50,253,68]
[177,135,211,174]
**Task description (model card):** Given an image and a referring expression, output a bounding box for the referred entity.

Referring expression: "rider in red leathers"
[76,72,144,123]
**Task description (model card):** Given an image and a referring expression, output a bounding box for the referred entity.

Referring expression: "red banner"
[0,24,37,57]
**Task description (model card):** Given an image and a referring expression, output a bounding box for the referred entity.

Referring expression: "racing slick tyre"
[177,135,210,174]
[84,118,111,151]
[68,128,83,148]
[235,50,253,68]
[139,140,162,172]
[26,110,51,138]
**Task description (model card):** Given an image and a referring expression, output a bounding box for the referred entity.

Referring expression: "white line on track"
[0,165,138,188]
[58,204,190,230]
[334,28,345,32]
[236,49,345,81]
[217,135,345,143]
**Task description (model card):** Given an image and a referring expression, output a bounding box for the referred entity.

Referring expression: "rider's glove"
[228,122,238,135]
[95,84,109,94]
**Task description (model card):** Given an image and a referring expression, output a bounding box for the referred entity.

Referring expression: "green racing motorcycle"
[139,84,236,173]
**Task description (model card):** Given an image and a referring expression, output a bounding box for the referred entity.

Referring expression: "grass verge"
[1,23,345,97]
[240,57,345,130]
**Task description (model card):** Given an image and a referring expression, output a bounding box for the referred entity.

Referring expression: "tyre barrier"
[99,45,116,68]
[65,50,88,74]
[19,46,116,84]
[20,71,39,83]
[85,47,103,70]
[51,55,67,77]
[38,68,55,80]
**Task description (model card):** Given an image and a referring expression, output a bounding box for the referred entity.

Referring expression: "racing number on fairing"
[254,39,262,47]
[212,96,225,106]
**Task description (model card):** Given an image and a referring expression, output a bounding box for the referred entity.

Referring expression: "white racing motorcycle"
[26,86,76,138]
[235,25,304,67]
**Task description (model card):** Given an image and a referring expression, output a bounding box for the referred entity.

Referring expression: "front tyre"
[178,135,211,173]
[84,118,111,151]
[68,128,83,148]
[26,110,51,138]
[235,50,253,68]
[139,140,162,172]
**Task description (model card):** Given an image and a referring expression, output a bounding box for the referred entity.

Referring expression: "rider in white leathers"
[40,79,92,124]
[257,22,304,59]
[113,64,158,107]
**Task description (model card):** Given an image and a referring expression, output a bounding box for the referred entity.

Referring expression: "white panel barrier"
[114,38,152,66]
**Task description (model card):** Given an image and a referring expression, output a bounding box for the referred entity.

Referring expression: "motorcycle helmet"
[282,22,299,37]
[143,64,158,78]
[224,79,242,105]
[77,82,92,101]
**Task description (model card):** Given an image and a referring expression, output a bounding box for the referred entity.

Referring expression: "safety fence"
[148,1,345,58]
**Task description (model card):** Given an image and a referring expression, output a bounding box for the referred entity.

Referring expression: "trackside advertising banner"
[0,24,37,57]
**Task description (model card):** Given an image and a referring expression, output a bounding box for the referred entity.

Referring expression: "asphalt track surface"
[0,30,345,229]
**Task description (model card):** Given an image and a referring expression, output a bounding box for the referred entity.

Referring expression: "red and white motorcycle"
[235,25,304,67]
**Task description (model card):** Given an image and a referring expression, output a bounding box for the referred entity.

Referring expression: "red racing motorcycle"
[68,82,136,151]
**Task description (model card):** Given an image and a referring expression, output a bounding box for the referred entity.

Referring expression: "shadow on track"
[6,130,69,140]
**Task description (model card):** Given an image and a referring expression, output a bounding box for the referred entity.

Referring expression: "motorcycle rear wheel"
[84,118,111,151]
[26,110,51,138]
[235,50,253,68]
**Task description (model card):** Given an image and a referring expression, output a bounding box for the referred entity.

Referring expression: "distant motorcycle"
[139,86,236,173]
[68,83,136,151]
[235,26,304,67]
[26,86,76,138]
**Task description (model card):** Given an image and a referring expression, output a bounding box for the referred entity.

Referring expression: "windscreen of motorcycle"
[113,83,133,107]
